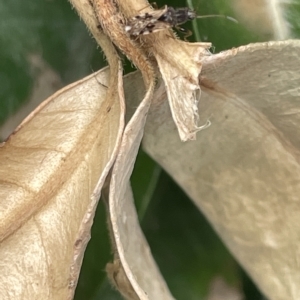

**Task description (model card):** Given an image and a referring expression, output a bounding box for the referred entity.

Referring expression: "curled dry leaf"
[142,40,300,300]
[0,68,124,299]
[106,75,174,299]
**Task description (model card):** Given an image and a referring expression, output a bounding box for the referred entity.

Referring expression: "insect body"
[125,6,197,36]
[125,5,236,38]
[157,6,197,27]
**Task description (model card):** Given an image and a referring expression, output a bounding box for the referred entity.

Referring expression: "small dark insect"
[157,6,198,27]
[124,5,169,36]
[125,5,237,39]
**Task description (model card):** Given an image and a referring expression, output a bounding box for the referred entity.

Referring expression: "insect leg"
[175,26,193,41]
[148,2,158,9]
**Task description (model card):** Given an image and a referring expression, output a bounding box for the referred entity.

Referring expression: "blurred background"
[1,0,299,299]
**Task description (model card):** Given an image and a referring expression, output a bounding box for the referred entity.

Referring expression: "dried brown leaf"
[106,71,174,299]
[143,40,300,300]
[0,67,124,300]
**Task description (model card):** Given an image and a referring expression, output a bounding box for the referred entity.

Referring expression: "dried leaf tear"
[152,39,212,141]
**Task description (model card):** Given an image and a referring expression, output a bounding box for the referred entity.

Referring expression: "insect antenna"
[177,13,238,41]
[195,14,238,24]
[192,14,238,41]
[186,0,237,41]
